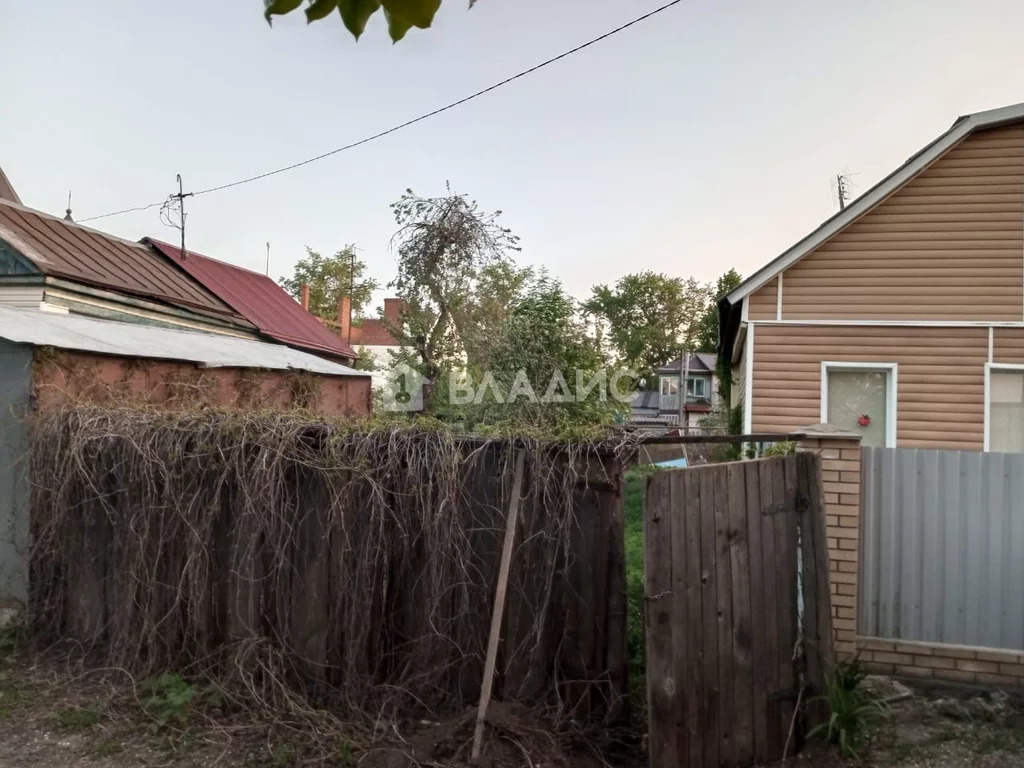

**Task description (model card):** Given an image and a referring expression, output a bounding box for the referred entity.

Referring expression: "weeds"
[140,673,196,729]
[89,736,124,758]
[808,656,890,760]
[0,618,26,659]
[54,705,102,731]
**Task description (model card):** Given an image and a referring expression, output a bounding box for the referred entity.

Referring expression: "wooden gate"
[644,453,833,768]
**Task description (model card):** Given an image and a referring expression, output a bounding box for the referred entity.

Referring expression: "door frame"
[820,361,898,447]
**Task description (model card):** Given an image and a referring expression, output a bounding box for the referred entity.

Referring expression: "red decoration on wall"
[858,414,871,427]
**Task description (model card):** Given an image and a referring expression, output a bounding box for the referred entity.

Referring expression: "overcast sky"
[3,0,1024,308]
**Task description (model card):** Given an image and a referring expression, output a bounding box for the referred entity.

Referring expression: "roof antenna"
[171,174,193,261]
[266,242,271,276]
[64,189,74,221]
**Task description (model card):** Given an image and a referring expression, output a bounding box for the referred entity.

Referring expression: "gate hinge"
[762,496,811,516]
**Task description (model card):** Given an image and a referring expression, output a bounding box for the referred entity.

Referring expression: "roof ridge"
[143,237,276,280]
[0,196,150,252]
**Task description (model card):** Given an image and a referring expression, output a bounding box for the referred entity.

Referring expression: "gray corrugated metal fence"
[860,446,1024,652]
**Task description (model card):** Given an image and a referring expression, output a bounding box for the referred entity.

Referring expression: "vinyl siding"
[751,125,1024,321]
[751,324,991,450]
[748,276,778,320]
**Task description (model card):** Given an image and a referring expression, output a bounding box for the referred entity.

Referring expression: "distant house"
[629,353,721,432]
[336,297,405,385]
[146,239,358,365]
[719,102,1024,451]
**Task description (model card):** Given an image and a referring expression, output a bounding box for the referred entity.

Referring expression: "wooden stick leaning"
[471,449,527,762]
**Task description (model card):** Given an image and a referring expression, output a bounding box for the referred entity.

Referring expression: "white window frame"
[687,376,709,399]
[983,363,1024,452]
[660,376,678,397]
[820,361,898,448]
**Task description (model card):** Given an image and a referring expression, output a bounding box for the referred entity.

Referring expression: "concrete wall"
[0,341,31,609]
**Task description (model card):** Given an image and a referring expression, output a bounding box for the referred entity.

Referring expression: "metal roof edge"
[723,101,1024,308]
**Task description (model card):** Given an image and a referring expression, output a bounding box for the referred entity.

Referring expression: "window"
[821,362,897,448]
[987,368,1024,453]
[660,377,678,397]
[687,377,709,399]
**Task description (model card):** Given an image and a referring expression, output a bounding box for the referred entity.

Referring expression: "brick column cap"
[790,423,863,442]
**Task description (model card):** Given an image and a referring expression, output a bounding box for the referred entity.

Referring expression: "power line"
[80,0,685,223]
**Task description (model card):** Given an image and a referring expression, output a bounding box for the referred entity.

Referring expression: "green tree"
[388,186,519,410]
[264,0,472,42]
[460,277,622,431]
[280,246,379,323]
[693,268,743,353]
[583,272,712,383]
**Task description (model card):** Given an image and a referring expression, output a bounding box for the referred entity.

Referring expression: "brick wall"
[858,637,1024,688]
[795,426,1024,689]
[795,429,862,660]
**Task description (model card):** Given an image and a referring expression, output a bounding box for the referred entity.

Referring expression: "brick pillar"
[793,424,863,660]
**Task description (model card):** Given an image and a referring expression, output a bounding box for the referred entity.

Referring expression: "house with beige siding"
[719,102,1024,452]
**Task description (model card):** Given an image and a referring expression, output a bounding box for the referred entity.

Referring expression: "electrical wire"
[80,0,684,223]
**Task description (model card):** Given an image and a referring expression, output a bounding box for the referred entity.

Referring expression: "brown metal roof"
[0,199,239,318]
[146,238,357,360]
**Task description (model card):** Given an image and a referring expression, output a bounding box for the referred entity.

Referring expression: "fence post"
[792,425,862,660]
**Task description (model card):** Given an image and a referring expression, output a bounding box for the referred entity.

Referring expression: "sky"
[3,0,1024,310]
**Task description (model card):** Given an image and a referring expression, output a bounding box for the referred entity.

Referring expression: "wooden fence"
[29,415,631,724]
[644,452,833,768]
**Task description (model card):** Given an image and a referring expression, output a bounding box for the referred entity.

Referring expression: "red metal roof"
[0,199,241,320]
[146,239,357,361]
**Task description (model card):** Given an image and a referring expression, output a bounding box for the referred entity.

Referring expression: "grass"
[54,705,103,731]
[624,466,653,708]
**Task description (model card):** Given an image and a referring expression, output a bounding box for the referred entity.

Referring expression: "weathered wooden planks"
[645,454,833,768]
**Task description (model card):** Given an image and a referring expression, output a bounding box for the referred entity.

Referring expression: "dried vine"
[28,406,640,742]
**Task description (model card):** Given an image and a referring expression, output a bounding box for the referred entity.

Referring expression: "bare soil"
[2,650,1023,767]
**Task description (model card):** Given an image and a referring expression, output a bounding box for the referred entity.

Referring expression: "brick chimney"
[383,298,405,324]
[338,296,353,345]
[300,283,310,311]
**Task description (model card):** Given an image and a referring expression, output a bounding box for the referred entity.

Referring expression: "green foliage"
[584,272,712,383]
[140,673,196,729]
[54,706,102,731]
[280,246,379,324]
[692,268,743,354]
[808,656,889,760]
[388,186,520,409]
[89,737,124,758]
[763,440,796,457]
[453,276,623,431]
[353,346,377,372]
[265,0,464,42]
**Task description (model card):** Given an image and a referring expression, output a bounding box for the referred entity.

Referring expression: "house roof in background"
[0,166,20,204]
[146,239,357,361]
[0,306,368,377]
[724,101,1024,307]
[352,318,399,347]
[656,353,717,375]
[0,199,241,320]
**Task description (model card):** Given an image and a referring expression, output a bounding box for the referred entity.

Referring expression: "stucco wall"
[32,349,372,417]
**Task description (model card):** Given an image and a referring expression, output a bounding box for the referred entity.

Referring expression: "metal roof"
[0,199,241,320]
[146,239,357,360]
[656,353,717,375]
[0,306,368,377]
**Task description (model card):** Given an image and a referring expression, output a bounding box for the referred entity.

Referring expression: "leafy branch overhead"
[264,0,477,42]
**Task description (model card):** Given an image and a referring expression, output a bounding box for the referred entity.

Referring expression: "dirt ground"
[2,645,1023,767]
